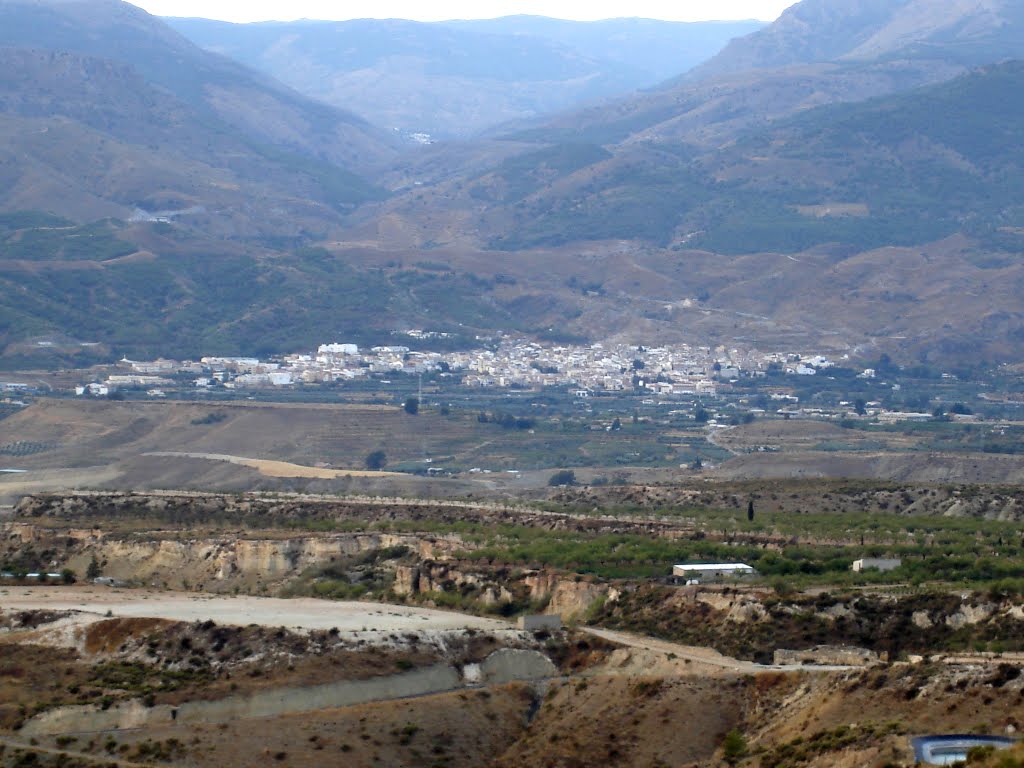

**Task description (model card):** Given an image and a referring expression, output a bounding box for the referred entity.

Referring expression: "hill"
[3,0,1024,368]
[338,62,1024,364]
[692,0,1024,80]
[165,16,763,139]
[502,0,1024,155]
[361,62,1024,254]
[0,48,386,231]
[0,0,395,175]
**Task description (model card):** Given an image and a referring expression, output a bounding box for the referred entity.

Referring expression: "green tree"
[548,469,577,487]
[854,398,867,416]
[694,408,709,423]
[747,499,755,522]
[86,556,102,580]
[403,396,419,415]
[61,568,76,585]
[365,450,387,470]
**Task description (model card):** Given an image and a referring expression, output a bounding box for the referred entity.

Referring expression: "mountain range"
[1,0,1024,368]
[164,16,764,139]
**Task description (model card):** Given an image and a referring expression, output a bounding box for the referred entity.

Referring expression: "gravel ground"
[0,586,511,633]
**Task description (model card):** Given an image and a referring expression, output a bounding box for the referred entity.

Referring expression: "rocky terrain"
[3,598,1024,767]
[5,487,1024,766]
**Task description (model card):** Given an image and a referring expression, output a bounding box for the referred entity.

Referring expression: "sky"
[131,0,794,23]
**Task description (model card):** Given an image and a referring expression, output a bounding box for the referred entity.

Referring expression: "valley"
[3,0,1024,764]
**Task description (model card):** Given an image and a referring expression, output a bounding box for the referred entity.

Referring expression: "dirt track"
[580,626,860,673]
[142,451,406,478]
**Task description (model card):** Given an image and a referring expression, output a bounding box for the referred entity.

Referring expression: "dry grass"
[143,452,405,479]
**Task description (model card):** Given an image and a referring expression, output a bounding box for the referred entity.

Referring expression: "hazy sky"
[131,0,794,23]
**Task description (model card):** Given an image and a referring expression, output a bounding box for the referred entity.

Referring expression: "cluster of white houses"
[74,337,852,397]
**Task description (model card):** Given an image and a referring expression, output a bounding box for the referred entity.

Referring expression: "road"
[579,626,861,674]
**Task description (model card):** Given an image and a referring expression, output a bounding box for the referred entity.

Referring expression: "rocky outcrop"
[1,522,454,591]
[393,562,607,617]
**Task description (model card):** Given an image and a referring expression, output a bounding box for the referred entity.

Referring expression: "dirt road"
[0,586,511,634]
[580,626,861,673]
[580,626,764,672]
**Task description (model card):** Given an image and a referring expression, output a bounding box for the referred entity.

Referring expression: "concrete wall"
[773,645,879,667]
[21,649,559,737]
[517,615,562,631]
[481,649,558,684]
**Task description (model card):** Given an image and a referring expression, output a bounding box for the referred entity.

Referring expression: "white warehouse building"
[851,558,902,573]
[672,562,758,582]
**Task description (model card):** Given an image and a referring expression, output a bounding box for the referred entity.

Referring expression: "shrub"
[723,729,747,764]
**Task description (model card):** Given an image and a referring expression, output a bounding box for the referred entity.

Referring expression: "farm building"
[672,563,757,583]
[851,558,902,573]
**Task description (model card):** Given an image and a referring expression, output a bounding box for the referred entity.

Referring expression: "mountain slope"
[691,0,1024,80]
[0,47,384,233]
[0,0,396,174]
[362,61,1024,255]
[505,0,1024,155]
[165,16,763,139]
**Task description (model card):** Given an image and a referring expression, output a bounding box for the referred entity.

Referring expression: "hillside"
[165,16,763,139]
[334,60,1024,364]
[3,0,1024,367]
[0,0,396,174]
[364,62,1024,254]
[499,0,1024,161]
[692,0,1024,80]
[0,48,385,230]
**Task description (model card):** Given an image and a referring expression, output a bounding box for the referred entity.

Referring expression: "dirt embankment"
[594,585,1024,663]
[13,491,685,536]
[715,450,1024,485]
[1,520,609,619]
[552,480,1024,521]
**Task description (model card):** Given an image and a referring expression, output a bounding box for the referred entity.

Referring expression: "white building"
[318,343,359,356]
[851,558,902,573]
[672,563,757,581]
